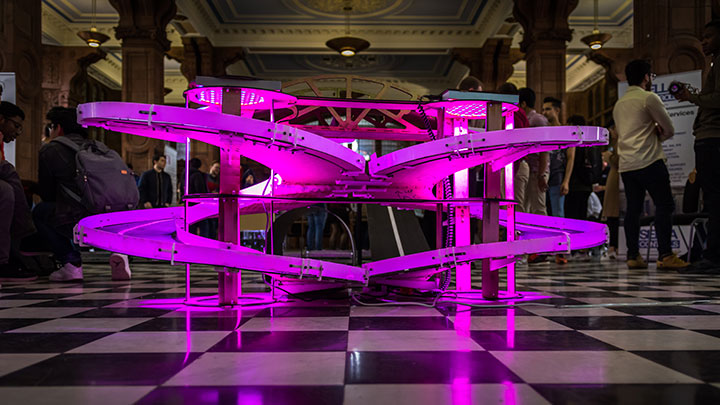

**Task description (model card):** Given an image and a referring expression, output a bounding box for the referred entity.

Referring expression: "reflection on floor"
[0,257,719,404]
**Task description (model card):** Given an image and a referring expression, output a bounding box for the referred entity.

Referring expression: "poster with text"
[618,70,702,187]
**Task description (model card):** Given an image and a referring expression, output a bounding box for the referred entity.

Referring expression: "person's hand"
[673,86,691,102]
[560,181,569,196]
[655,124,665,138]
[143,202,152,209]
[164,203,170,207]
[689,168,697,184]
[593,184,605,193]
[537,175,548,192]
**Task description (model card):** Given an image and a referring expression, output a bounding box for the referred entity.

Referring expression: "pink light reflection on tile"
[506,308,516,349]
[453,120,471,292]
[236,391,263,405]
[184,309,192,365]
[454,310,471,340]
[502,380,519,405]
[450,377,472,405]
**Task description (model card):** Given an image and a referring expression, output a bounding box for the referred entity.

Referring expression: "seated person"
[0,101,37,282]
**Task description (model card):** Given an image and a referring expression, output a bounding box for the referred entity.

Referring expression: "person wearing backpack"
[138,153,173,209]
[34,107,137,281]
[613,60,689,270]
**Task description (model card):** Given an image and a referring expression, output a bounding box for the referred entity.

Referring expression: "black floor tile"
[254,306,350,317]
[345,351,521,384]
[0,319,50,333]
[124,317,250,332]
[137,386,344,405]
[0,353,201,386]
[633,351,720,382]
[696,330,720,339]
[546,316,680,330]
[470,330,620,351]
[26,299,132,308]
[531,384,720,405]
[611,306,720,316]
[349,316,453,330]
[209,331,348,352]
[66,308,174,318]
[0,333,111,353]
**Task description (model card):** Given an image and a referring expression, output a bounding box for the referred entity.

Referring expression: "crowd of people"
[2,22,720,284]
[482,20,720,274]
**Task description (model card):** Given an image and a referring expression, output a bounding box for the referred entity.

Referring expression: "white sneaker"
[49,262,83,281]
[109,253,131,280]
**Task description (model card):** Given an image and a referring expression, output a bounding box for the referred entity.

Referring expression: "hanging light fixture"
[77,0,110,48]
[581,0,612,50]
[325,0,370,57]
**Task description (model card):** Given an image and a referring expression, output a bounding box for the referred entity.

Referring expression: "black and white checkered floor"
[1,256,719,404]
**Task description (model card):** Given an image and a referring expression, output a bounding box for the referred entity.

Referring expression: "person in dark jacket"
[34,107,89,281]
[188,158,209,236]
[138,153,173,208]
[242,168,255,189]
[188,158,209,195]
[0,101,37,281]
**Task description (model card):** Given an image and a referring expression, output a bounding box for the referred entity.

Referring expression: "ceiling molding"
[566,55,605,91]
[87,65,121,90]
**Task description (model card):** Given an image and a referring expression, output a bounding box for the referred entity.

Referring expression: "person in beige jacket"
[613,59,688,270]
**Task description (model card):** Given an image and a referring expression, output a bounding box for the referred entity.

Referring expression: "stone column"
[109,0,176,173]
[0,0,43,181]
[513,0,578,107]
[179,36,244,170]
[453,38,519,91]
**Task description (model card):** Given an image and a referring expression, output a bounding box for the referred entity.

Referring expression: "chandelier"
[77,0,110,48]
[580,0,612,50]
[325,1,370,57]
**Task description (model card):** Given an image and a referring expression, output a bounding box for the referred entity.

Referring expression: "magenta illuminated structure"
[74,83,608,305]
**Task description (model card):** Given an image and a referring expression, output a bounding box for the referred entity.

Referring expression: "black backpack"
[579,146,603,186]
[53,136,139,214]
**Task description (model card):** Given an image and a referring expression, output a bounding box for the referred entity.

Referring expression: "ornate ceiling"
[41,0,634,102]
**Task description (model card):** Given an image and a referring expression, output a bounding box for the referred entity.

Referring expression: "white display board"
[618,225,691,261]
[0,73,17,164]
[618,70,702,187]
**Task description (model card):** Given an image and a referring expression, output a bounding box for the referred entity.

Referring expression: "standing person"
[306,204,328,251]
[34,107,87,281]
[542,96,574,264]
[0,102,37,281]
[138,153,173,209]
[35,107,133,281]
[458,76,482,92]
[207,160,220,193]
[242,169,255,189]
[673,20,720,273]
[614,60,688,270]
[517,88,550,215]
[206,160,220,239]
[564,115,595,261]
[188,158,209,236]
[602,121,621,260]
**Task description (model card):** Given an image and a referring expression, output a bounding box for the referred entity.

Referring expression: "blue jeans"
[33,202,82,266]
[306,207,328,251]
[548,184,565,218]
